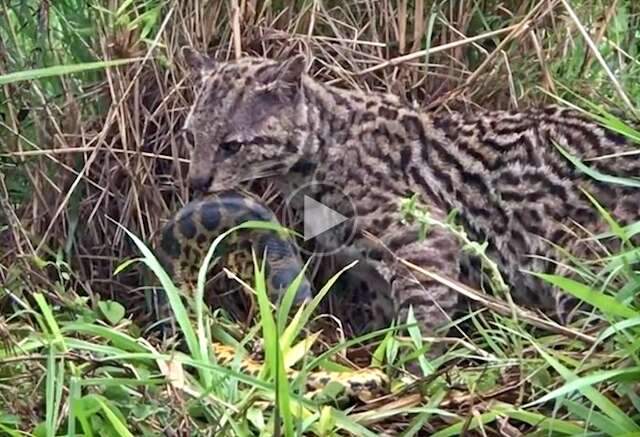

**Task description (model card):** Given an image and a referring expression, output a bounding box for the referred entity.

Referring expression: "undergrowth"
[1,1,640,435]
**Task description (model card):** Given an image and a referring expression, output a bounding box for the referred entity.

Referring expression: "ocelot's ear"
[260,54,308,88]
[278,54,308,83]
[181,47,216,76]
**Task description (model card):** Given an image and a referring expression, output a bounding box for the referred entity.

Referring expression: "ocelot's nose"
[189,173,212,193]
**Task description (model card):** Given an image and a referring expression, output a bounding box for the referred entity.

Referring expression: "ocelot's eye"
[220,141,243,155]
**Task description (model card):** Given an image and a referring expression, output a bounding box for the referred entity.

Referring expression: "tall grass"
[1,0,640,435]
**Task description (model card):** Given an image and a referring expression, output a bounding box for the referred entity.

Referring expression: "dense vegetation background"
[1,1,639,435]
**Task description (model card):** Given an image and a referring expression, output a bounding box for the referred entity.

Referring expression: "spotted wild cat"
[180,50,640,346]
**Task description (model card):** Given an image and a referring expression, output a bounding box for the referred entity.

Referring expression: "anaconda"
[150,190,390,402]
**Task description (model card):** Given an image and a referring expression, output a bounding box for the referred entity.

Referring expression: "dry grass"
[3,0,638,310]
[1,1,640,435]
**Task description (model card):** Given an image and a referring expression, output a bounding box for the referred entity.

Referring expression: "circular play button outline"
[283,181,358,257]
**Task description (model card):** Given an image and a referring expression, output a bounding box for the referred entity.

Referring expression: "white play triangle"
[303,195,348,241]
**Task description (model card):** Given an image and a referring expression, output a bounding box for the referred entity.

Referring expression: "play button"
[283,181,358,256]
[303,195,348,241]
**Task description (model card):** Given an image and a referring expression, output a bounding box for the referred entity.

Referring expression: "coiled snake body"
[154,190,312,304]
[151,191,389,402]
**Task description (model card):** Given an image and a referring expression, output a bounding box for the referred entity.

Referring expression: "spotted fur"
[181,51,640,344]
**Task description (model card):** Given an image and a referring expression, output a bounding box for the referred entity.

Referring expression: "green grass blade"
[525,367,640,407]
[67,377,80,437]
[563,398,629,434]
[582,189,629,244]
[492,402,586,434]
[61,323,150,354]
[554,142,640,188]
[596,316,640,343]
[534,273,639,319]
[110,219,201,361]
[0,424,24,437]
[430,410,501,437]
[288,260,359,344]
[405,306,435,375]
[45,344,57,437]
[33,293,65,347]
[0,58,143,85]
[95,397,134,437]
[193,220,297,389]
[401,389,448,437]
[252,251,294,436]
[329,410,381,437]
[276,258,311,335]
[529,339,639,433]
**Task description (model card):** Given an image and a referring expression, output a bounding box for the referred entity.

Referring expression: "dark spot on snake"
[258,234,293,260]
[237,211,271,222]
[223,197,272,222]
[178,213,197,239]
[365,381,379,390]
[160,224,181,258]
[270,268,297,291]
[361,112,377,122]
[200,202,221,231]
[349,382,363,390]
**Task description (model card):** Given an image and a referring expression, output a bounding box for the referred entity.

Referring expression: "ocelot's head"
[181,49,311,193]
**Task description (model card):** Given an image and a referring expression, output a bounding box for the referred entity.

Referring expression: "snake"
[149,190,390,402]
[154,190,312,304]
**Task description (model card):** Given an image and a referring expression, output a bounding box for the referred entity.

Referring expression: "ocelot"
[180,50,640,350]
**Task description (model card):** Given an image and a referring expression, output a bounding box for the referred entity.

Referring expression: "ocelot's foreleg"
[364,210,462,353]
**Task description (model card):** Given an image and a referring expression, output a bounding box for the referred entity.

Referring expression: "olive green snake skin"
[154,190,312,304]
[150,190,389,402]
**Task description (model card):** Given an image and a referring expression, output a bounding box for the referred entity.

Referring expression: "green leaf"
[596,316,640,344]
[94,397,134,437]
[32,422,47,437]
[564,398,632,434]
[554,142,640,188]
[0,58,144,85]
[534,273,639,319]
[61,322,148,354]
[109,218,203,380]
[526,367,640,407]
[581,189,629,245]
[276,257,310,335]
[33,293,64,345]
[430,409,501,437]
[317,406,336,435]
[492,402,586,434]
[289,260,359,344]
[0,423,23,437]
[406,306,434,376]
[252,251,294,437]
[192,219,296,389]
[98,301,126,326]
[314,380,346,402]
[529,339,640,434]
[113,258,143,276]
